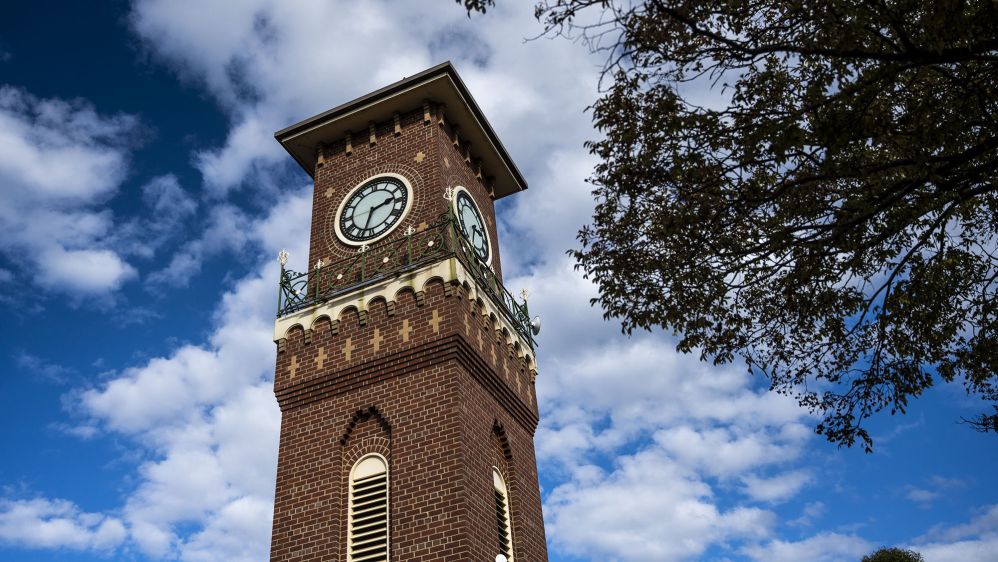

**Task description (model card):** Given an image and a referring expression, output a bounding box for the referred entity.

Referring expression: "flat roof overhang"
[274,61,527,199]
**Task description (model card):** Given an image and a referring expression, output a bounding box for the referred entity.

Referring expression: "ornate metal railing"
[276,212,535,348]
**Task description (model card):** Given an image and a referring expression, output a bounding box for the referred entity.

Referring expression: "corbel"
[393,112,401,136]
[368,122,377,146]
[415,291,426,306]
[277,338,287,353]
[437,104,446,127]
[331,319,341,335]
[386,301,396,316]
[304,329,313,344]
[345,132,353,155]
[316,144,326,167]
[463,143,472,163]
[423,99,431,124]
[358,310,368,326]
[451,126,460,147]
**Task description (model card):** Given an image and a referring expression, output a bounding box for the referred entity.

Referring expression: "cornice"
[274,257,536,370]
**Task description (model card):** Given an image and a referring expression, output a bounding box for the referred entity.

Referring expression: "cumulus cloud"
[126,0,598,196]
[546,446,774,561]
[741,470,814,504]
[741,532,873,562]
[0,497,126,552]
[69,189,309,559]
[0,86,141,296]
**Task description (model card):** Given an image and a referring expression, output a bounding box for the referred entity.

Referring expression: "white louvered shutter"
[493,469,514,562]
[349,455,389,562]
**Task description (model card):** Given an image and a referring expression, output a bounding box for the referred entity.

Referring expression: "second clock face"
[454,187,490,263]
[337,176,411,243]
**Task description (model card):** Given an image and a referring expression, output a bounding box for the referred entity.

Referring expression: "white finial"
[496,555,508,562]
[443,186,455,201]
[404,225,416,236]
[278,249,289,266]
[357,244,369,254]
[315,259,323,271]
[519,288,530,301]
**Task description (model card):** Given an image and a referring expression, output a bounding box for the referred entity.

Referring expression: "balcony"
[276,212,536,349]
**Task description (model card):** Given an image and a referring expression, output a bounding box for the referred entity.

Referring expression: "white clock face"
[453,187,490,263]
[334,175,413,245]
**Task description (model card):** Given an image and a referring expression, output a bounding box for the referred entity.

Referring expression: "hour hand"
[364,197,396,228]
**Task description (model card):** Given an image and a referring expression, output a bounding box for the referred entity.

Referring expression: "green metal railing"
[276,212,535,349]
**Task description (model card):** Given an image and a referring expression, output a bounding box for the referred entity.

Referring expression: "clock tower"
[268,62,548,562]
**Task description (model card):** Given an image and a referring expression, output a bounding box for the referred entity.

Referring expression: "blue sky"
[1,1,996,561]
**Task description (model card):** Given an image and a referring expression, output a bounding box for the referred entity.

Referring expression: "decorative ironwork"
[276,211,536,348]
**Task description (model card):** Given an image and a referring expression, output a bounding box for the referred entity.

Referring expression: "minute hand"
[364,197,396,229]
[472,225,487,248]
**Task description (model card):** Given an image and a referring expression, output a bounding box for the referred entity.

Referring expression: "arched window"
[349,454,389,562]
[492,468,514,561]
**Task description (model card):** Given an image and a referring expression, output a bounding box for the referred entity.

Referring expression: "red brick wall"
[307,105,503,280]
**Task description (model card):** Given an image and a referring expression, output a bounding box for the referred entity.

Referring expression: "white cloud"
[37,247,137,294]
[905,475,966,506]
[918,504,998,544]
[14,351,74,383]
[0,86,141,296]
[742,470,813,504]
[741,532,873,562]
[126,0,599,196]
[787,501,826,528]
[147,204,254,287]
[69,190,309,559]
[0,498,126,552]
[907,488,941,503]
[743,504,998,562]
[546,445,774,562]
[918,538,998,562]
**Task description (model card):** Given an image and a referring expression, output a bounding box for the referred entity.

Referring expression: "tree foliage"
[862,546,925,562]
[462,0,998,450]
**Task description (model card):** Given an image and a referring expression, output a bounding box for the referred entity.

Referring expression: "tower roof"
[275,61,527,199]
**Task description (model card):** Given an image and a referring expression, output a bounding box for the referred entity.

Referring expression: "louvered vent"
[349,455,389,562]
[493,469,514,561]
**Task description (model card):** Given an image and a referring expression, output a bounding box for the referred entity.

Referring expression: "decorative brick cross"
[315,346,326,369]
[428,309,441,334]
[414,151,425,162]
[342,337,354,361]
[287,355,299,379]
[399,319,412,343]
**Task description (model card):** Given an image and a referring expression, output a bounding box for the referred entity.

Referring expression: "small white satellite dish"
[496,555,508,562]
[530,316,541,336]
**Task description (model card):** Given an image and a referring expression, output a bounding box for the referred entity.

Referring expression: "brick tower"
[269,62,548,562]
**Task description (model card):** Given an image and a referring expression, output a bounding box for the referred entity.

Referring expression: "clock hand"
[363,197,397,229]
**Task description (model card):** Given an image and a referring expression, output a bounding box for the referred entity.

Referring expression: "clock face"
[453,187,490,263]
[336,176,412,244]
